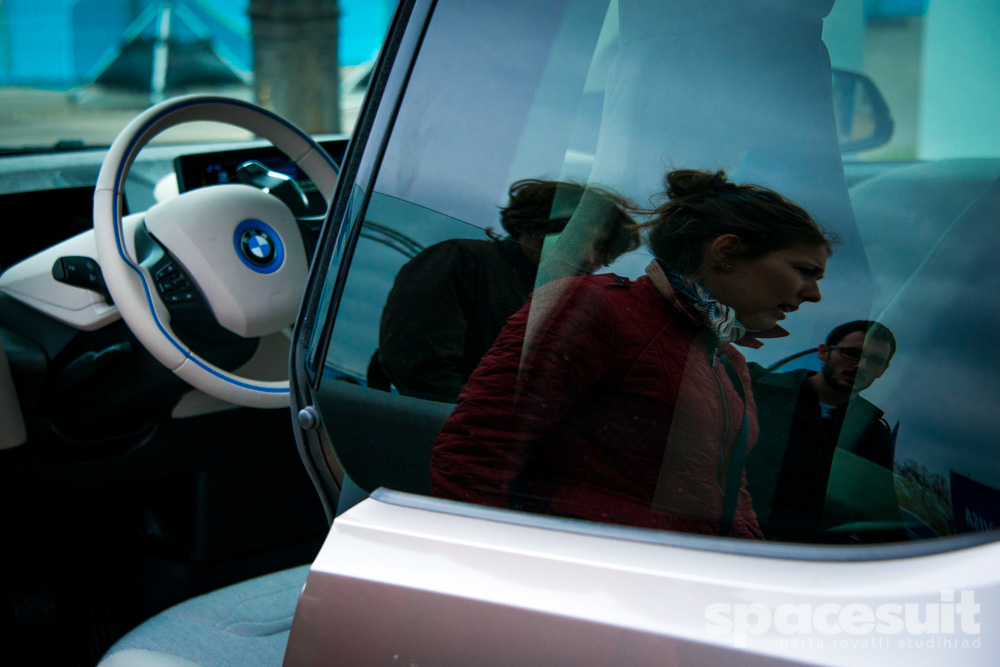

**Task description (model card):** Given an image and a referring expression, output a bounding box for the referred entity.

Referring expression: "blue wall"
[339,0,394,65]
[2,0,78,84]
[0,0,392,86]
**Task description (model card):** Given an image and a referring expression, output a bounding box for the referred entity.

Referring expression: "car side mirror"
[832,69,894,154]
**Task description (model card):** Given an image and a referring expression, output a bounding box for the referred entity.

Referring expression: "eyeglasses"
[829,346,890,370]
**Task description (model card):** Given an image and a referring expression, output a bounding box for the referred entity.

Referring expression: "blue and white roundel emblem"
[234,219,284,274]
[242,230,273,264]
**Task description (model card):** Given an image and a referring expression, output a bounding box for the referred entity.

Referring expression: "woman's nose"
[802,280,822,303]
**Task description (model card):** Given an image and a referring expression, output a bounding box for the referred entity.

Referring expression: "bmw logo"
[234,219,285,274]
[240,228,275,266]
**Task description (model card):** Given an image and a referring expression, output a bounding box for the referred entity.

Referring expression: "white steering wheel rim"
[93,95,338,409]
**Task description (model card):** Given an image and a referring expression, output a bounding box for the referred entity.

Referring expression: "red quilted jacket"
[431,266,764,539]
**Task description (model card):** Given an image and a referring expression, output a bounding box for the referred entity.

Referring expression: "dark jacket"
[377,237,537,402]
[431,268,763,539]
[745,365,896,542]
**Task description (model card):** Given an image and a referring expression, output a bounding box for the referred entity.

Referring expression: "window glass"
[321,0,1000,545]
[822,0,1000,539]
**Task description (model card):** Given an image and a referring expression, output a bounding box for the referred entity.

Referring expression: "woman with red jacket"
[430,169,832,539]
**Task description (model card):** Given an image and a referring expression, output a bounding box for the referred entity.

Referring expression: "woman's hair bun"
[664,169,731,200]
[637,167,832,273]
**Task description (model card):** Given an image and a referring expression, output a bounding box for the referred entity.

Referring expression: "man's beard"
[821,363,867,394]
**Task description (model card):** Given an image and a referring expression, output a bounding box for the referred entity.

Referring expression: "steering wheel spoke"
[294,213,327,262]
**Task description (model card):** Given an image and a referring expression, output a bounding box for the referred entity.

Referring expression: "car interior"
[0,132,348,665]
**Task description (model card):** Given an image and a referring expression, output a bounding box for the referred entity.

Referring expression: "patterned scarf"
[645,260,750,345]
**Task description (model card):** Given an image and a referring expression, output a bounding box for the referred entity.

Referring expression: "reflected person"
[374,179,639,402]
[431,169,832,538]
[746,320,898,542]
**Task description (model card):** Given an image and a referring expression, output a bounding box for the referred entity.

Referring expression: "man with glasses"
[746,320,898,543]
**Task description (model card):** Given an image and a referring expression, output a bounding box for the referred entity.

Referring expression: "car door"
[287,1,1000,664]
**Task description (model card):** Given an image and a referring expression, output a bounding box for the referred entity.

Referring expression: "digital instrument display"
[173,139,348,217]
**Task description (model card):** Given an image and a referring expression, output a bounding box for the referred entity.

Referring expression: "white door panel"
[286,495,996,666]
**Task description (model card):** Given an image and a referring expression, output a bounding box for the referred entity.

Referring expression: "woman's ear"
[707,234,743,268]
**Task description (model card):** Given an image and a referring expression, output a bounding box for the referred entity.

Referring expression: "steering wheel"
[93,96,339,409]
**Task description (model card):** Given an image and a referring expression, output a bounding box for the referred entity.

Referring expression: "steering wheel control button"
[158,274,189,293]
[164,291,197,304]
[234,219,285,274]
[155,264,178,281]
[153,261,194,299]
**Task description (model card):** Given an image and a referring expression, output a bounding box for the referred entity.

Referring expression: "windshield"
[0,0,392,152]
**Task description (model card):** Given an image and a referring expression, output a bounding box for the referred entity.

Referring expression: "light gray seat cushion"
[99,565,308,667]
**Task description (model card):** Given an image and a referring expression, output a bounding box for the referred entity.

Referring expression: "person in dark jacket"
[374,178,639,402]
[746,320,899,543]
[431,169,833,538]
